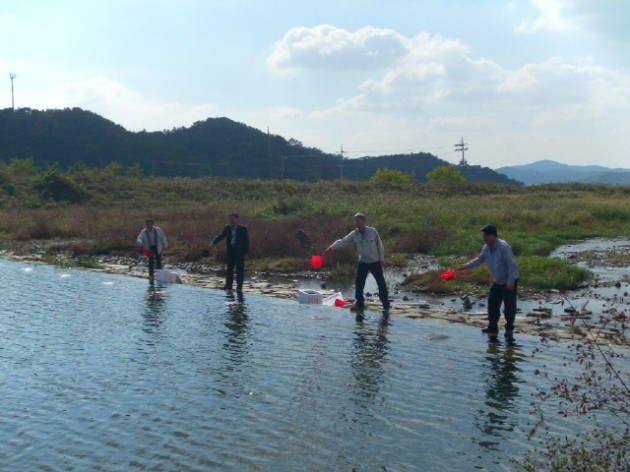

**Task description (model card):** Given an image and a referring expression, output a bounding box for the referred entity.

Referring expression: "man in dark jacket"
[208,213,249,291]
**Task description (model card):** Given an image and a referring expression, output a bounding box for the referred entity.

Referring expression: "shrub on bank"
[400,264,492,295]
[400,256,593,294]
[518,256,593,290]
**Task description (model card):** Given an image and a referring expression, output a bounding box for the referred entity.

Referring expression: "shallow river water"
[0,258,625,471]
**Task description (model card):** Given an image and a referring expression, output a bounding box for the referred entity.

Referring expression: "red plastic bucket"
[441,269,455,280]
[144,249,154,257]
[310,255,324,269]
[334,298,347,307]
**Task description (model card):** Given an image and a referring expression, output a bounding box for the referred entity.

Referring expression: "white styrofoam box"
[155,269,183,284]
[298,289,323,304]
[322,291,343,306]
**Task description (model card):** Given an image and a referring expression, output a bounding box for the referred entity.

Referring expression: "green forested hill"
[0,107,516,183]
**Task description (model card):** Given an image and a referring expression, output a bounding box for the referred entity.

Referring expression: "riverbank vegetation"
[1,159,629,290]
[401,255,593,294]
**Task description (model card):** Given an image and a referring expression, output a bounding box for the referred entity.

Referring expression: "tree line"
[0,107,518,183]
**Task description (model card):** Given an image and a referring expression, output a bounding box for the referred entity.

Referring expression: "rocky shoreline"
[4,247,628,347]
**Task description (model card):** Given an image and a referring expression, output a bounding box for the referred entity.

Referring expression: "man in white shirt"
[324,213,390,314]
[136,218,168,282]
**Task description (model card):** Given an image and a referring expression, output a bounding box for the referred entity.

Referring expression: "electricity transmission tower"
[338,145,346,179]
[454,137,468,166]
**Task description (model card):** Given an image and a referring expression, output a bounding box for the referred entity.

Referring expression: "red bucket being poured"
[335,298,348,307]
[441,269,455,281]
[310,255,324,269]
[144,249,154,257]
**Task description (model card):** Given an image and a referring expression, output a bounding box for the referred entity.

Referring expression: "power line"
[328,143,459,158]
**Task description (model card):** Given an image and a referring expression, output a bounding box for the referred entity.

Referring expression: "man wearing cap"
[457,225,519,340]
[323,213,390,315]
[136,218,169,282]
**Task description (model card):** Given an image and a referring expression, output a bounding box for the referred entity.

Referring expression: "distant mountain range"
[0,107,517,184]
[496,160,630,185]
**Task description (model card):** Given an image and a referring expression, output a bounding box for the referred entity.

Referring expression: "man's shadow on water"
[222,291,250,368]
[142,285,168,333]
[475,338,525,450]
[350,315,391,407]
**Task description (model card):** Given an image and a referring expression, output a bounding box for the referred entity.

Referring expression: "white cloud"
[264,22,630,167]
[310,95,366,119]
[513,0,630,39]
[515,0,583,33]
[306,36,630,126]
[267,24,408,76]
[270,106,304,120]
[41,77,218,131]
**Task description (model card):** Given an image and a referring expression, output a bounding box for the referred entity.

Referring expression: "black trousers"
[487,280,518,332]
[225,246,245,289]
[148,245,162,277]
[355,261,389,308]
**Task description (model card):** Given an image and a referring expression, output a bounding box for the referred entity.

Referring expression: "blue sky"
[1,0,629,169]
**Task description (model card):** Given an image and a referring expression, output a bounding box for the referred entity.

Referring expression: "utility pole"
[454,137,468,167]
[10,74,16,110]
[338,145,346,179]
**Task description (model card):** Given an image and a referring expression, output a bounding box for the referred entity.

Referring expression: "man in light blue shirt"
[457,225,519,340]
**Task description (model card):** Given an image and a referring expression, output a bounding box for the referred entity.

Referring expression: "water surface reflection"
[222,291,251,367]
[477,339,525,450]
[142,285,168,332]
[351,317,390,404]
